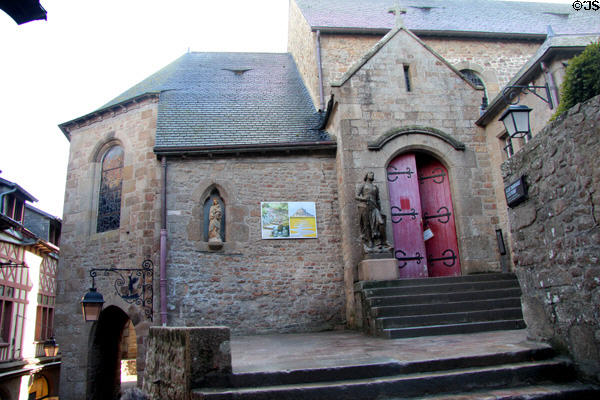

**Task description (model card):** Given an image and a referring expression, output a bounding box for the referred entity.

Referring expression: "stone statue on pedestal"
[356,172,393,256]
[208,198,223,249]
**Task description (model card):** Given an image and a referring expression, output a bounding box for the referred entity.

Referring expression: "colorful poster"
[261,202,317,239]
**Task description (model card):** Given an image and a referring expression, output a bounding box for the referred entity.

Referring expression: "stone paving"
[230,329,543,373]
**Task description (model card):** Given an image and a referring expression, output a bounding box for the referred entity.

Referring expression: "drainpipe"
[541,61,559,109]
[316,30,325,111]
[160,156,168,326]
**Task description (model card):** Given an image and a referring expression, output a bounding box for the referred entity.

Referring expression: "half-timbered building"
[0,177,60,400]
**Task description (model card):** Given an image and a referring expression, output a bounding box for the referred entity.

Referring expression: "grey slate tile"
[102,52,329,149]
[295,0,598,36]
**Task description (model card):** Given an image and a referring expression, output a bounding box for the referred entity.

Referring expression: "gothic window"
[97,146,124,233]
[460,69,485,89]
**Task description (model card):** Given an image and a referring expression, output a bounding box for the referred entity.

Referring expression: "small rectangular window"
[403,65,411,92]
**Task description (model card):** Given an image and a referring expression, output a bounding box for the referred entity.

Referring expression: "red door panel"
[387,154,428,278]
[417,156,461,277]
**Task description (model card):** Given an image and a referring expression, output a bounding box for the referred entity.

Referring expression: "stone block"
[358,258,399,281]
[143,326,231,400]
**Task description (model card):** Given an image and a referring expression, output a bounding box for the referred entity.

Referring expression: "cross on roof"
[388,2,407,28]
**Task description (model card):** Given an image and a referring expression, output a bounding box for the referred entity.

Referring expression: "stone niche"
[203,189,225,250]
[502,95,600,382]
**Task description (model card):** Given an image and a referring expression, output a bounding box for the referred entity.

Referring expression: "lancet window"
[97,146,124,233]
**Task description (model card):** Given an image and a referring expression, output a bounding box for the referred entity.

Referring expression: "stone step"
[376,308,524,329]
[363,280,520,298]
[356,273,518,291]
[192,359,573,400]
[367,287,522,307]
[372,297,522,317]
[382,320,526,339]
[203,347,556,388]
[411,383,600,399]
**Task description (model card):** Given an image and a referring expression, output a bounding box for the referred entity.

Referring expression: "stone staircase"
[354,273,526,338]
[192,346,599,399]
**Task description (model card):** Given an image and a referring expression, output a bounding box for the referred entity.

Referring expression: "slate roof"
[295,0,599,37]
[101,52,330,152]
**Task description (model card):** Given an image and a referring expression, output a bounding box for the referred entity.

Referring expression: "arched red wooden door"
[387,153,461,278]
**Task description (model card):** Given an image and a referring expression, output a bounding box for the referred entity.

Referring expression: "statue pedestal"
[358,258,398,281]
[208,238,223,250]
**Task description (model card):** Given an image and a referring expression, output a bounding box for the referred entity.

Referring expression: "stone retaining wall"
[502,95,600,381]
[143,326,231,400]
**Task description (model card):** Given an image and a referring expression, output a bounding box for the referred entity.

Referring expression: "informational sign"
[504,176,528,208]
[261,202,317,239]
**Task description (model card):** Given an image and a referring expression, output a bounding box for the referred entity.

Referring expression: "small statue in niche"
[356,172,392,255]
[208,198,223,249]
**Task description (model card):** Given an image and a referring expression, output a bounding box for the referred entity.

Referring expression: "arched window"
[460,69,487,94]
[97,146,124,233]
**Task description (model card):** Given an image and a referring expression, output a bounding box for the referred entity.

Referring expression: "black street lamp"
[80,260,154,322]
[499,105,532,139]
[80,286,105,322]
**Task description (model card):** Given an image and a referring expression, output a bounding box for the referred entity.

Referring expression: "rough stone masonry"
[502,94,600,381]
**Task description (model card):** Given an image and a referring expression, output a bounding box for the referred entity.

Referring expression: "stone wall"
[143,326,231,400]
[483,54,572,273]
[55,98,160,399]
[423,37,542,97]
[287,1,541,106]
[502,95,600,381]
[329,28,503,326]
[165,153,345,334]
[287,0,320,109]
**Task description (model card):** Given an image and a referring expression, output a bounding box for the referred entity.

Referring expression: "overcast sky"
[0,0,573,218]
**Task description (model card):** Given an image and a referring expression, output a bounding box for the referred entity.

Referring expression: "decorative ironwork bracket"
[419,168,446,184]
[391,206,418,223]
[423,206,451,224]
[428,249,457,267]
[89,260,153,321]
[387,166,414,182]
[502,84,553,109]
[395,249,423,268]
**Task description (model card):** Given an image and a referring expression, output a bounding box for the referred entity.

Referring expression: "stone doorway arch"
[87,305,132,400]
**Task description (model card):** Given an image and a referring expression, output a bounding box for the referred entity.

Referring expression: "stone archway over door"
[87,306,130,400]
[387,153,461,278]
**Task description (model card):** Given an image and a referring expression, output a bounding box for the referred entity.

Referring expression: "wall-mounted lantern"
[80,260,154,322]
[80,287,105,322]
[499,105,533,139]
[43,337,59,357]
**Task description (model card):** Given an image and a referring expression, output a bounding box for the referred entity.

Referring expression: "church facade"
[54,1,599,398]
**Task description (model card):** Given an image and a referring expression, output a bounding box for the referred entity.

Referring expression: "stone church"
[54,0,599,398]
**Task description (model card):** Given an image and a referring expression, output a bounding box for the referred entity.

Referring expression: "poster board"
[261,202,317,239]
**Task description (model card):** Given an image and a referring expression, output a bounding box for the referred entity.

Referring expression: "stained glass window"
[97,146,124,233]
[460,69,485,89]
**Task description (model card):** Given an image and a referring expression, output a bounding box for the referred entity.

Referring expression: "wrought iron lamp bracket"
[502,84,553,109]
[88,259,153,321]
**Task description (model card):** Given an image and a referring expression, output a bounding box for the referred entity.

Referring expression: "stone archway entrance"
[387,152,461,278]
[87,306,132,400]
